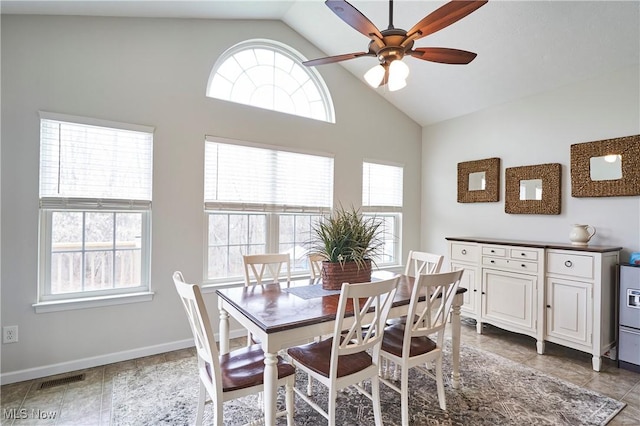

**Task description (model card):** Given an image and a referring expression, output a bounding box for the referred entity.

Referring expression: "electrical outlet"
[3,326,18,343]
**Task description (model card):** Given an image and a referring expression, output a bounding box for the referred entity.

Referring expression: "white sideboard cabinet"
[447,237,621,371]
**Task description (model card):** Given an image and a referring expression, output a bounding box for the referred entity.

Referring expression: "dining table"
[216,271,467,426]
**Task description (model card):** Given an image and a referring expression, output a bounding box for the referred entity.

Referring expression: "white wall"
[421,65,640,262]
[0,15,422,382]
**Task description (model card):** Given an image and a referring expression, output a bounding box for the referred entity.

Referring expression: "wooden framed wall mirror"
[457,157,500,203]
[505,163,561,214]
[571,134,640,197]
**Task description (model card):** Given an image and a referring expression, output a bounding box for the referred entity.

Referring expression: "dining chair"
[243,253,291,344]
[308,253,325,279]
[388,250,445,328]
[243,253,291,286]
[287,277,399,426]
[404,250,444,277]
[172,271,295,426]
[379,270,463,426]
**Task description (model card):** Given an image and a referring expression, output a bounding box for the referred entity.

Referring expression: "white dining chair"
[243,253,291,286]
[379,270,463,426]
[308,253,325,279]
[243,253,291,345]
[287,277,399,426]
[172,271,295,426]
[404,250,444,277]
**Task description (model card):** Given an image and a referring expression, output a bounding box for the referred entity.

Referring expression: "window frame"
[206,39,335,123]
[35,112,154,312]
[203,137,333,285]
[362,160,404,267]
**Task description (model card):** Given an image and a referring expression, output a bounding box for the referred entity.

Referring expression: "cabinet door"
[546,277,592,346]
[482,269,536,332]
[452,263,477,315]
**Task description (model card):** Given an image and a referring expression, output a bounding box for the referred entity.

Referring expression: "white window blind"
[39,113,153,208]
[204,138,334,211]
[362,161,403,209]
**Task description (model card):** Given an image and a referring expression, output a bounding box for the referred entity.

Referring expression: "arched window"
[206,39,335,123]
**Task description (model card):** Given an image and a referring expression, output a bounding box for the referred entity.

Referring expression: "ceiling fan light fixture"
[388,76,407,92]
[364,64,385,88]
[389,59,410,79]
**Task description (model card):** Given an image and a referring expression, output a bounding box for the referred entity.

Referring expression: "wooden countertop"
[445,236,622,253]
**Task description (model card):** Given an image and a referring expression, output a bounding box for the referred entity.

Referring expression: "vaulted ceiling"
[3,1,639,126]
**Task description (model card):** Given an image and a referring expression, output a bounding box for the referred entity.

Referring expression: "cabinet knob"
[490,250,495,253]
[461,249,467,255]
[482,291,486,295]
[520,253,526,256]
[490,260,495,264]
[564,260,573,268]
[473,289,477,292]
[546,304,551,308]
[521,264,526,268]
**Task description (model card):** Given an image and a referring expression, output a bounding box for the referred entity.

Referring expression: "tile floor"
[2,319,639,425]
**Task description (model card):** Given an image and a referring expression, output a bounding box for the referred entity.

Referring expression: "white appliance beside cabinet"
[447,237,621,371]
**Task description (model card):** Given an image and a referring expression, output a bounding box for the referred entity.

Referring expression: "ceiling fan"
[303,0,488,91]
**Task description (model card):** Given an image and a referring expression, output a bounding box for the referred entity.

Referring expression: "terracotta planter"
[321,260,372,290]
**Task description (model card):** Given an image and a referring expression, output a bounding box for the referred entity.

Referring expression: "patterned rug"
[111,342,625,425]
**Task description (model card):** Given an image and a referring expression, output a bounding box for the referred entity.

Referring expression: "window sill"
[33,292,155,313]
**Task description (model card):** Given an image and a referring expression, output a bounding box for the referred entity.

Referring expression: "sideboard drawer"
[451,243,478,262]
[483,246,506,257]
[510,248,539,261]
[483,257,538,273]
[547,251,594,280]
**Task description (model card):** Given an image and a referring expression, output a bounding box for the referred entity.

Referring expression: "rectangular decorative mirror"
[505,163,561,214]
[457,157,500,203]
[571,134,640,197]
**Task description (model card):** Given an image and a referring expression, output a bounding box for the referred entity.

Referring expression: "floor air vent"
[38,373,85,389]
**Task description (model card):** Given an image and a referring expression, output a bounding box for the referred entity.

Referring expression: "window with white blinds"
[39,112,153,207]
[362,161,403,209]
[37,112,154,308]
[204,137,333,282]
[204,138,334,211]
[362,161,403,266]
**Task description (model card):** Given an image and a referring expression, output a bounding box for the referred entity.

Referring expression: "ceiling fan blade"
[303,52,373,67]
[410,47,477,64]
[406,0,488,40]
[325,0,384,41]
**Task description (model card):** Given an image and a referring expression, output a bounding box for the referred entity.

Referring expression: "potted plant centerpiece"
[309,205,384,290]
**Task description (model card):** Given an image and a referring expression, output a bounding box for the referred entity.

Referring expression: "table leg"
[263,351,278,426]
[218,301,229,354]
[451,294,463,389]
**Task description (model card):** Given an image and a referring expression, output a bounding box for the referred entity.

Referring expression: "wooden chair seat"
[287,338,373,379]
[214,344,296,392]
[380,324,437,358]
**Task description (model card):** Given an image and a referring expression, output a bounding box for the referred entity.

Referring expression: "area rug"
[110,342,625,425]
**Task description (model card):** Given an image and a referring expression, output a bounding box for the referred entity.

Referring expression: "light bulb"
[388,77,407,92]
[604,154,620,163]
[389,59,410,80]
[364,64,385,88]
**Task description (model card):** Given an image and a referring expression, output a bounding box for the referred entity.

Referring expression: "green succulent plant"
[308,205,383,269]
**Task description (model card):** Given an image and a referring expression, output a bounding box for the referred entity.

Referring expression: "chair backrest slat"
[243,253,291,286]
[308,253,325,279]
[404,250,444,277]
[331,278,399,363]
[405,270,463,344]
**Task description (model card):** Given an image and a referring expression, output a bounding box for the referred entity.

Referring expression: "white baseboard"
[0,328,248,385]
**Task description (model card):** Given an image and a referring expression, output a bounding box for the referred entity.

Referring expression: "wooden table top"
[216,271,466,334]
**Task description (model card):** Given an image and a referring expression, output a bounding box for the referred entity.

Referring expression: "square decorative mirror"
[505,163,561,214]
[571,134,640,197]
[457,157,500,203]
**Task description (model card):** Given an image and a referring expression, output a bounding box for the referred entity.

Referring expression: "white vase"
[569,224,596,246]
